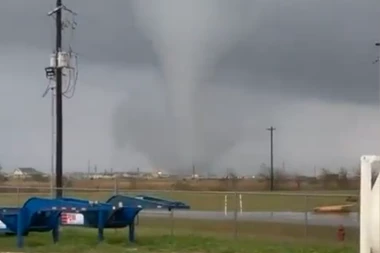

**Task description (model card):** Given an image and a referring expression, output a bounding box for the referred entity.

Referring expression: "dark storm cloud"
[213,0,380,104]
[0,0,379,105]
[0,0,159,65]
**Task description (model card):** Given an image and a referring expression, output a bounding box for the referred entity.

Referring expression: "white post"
[360,155,380,253]
[224,195,228,216]
[360,156,371,253]
[239,194,243,214]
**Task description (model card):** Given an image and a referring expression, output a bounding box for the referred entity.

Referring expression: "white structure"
[360,155,380,253]
[12,167,45,178]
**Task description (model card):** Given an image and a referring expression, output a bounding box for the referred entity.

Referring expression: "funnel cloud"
[112,0,265,171]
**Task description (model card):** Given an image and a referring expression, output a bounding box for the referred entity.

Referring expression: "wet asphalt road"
[140,210,359,227]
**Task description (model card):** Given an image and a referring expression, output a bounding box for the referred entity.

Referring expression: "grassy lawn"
[0,189,358,212]
[160,191,357,211]
[0,226,356,253]
[136,216,359,243]
[0,192,359,253]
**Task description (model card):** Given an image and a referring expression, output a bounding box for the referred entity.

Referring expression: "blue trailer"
[106,194,190,211]
[0,197,141,248]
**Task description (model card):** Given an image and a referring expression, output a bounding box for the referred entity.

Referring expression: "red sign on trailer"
[61,212,84,225]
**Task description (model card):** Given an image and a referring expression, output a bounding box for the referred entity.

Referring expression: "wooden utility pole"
[45,0,77,198]
[266,126,276,191]
[55,0,63,198]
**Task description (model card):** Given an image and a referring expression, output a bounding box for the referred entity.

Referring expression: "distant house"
[86,173,115,180]
[12,167,46,178]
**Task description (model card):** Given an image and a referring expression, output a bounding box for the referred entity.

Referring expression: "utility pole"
[55,0,63,198]
[266,126,276,191]
[87,160,91,176]
[50,86,55,198]
[375,42,380,113]
[45,1,77,198]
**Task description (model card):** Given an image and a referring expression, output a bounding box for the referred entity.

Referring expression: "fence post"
[170,209,174,236]
[224,195,228,216]
[114,176,119,195]
[304,194,308,237]
[17,186,20,207]
[239,194,243,214]
[233,192,238,239]
[51,177,54,198]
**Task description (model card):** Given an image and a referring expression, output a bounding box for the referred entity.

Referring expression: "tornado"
[124,0,263,171]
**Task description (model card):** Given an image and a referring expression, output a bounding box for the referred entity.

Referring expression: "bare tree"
[293,173,303,190]
[0,163,7,184]
[274,169,288,182]
[257,163,289,190]
[337,167,349,189]
[225,168,238,190]
[320,168,338,189]
[258,163,270,181]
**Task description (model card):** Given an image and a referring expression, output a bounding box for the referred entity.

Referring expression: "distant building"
[86,173,115,179]
[12,167,46,178]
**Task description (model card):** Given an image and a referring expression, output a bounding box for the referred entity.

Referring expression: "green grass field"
[137,216,359,242]
[0,190,359,253]
[0,189,358,212]
[0,225,356,253]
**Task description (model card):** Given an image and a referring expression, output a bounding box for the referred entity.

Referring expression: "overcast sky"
[0,0,379,175]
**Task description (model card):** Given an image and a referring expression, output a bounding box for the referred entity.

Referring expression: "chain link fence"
[0,185,359,243]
